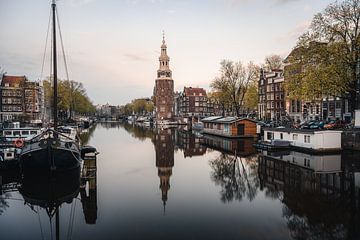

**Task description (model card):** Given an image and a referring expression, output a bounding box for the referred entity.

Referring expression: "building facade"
[153,35,174,121]
[177,87,214,117]
[0,75,25,121]
[23,81,43,121]
[258,69,286,121]
[284,48,351,122]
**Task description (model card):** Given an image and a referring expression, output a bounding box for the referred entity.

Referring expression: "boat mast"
[52,0,58,129]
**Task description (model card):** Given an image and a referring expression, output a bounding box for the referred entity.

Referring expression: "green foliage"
[286,0,360,109]
[121,99,154,116]
[243,82,258,110]
[43,78,95,118]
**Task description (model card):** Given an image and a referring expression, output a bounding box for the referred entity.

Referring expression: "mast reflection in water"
[0,123,359,239]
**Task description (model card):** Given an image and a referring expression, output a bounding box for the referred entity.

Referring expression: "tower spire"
[162,30,165,44]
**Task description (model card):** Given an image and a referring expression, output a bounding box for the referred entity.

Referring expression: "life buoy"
[14,138,24,148]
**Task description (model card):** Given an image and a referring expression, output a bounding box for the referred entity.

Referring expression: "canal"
[0,122,359,240]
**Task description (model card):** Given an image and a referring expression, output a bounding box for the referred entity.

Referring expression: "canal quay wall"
[342,130,360,151]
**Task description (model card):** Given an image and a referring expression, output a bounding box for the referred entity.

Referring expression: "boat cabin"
[263,128,342,152]
[1,127,42,142]
[202,116,258,138]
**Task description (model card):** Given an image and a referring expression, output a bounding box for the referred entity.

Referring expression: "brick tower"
[153,33,174,121]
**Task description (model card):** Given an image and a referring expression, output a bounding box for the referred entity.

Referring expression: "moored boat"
[19,0,81,173]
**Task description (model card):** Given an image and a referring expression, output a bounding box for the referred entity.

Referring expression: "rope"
[55,7,70,82]
[37,206,45,240]
[39,7,52,82]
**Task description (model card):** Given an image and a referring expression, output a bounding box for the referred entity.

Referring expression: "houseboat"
[259,150,341,174]
[262,128,342,152]
[201,116,258,138]
[202,134,256,157]
[1,122,43,143]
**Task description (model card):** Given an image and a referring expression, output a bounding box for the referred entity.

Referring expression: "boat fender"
[14,139,24,148]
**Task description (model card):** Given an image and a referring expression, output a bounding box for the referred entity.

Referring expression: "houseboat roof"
[263,128,343,134]
[201,116,223,122]
[202,116,258,124]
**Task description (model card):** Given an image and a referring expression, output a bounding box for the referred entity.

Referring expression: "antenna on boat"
[52,0,58,129]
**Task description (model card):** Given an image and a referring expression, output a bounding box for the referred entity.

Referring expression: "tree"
[287,0,360,111]
[43,78,95,119]
[263,54,284,71]
[243,81,259,111]
[211,60,259,116]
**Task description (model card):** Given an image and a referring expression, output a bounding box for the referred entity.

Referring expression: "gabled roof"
[184,87,207,97]
[1,75,26,87]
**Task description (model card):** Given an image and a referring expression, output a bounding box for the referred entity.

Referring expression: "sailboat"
[19,0,81,172]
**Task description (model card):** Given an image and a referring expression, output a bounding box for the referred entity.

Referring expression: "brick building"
[258,69,286,121]
[177,87,214,117]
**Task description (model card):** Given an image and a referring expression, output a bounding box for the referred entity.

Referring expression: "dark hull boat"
[19,1,81,173]
[19,129,81,173]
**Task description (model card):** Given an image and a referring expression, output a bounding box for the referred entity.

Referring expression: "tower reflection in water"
[152,128,174,213]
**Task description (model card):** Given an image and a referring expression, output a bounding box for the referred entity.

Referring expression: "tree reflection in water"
[209,153,259,203]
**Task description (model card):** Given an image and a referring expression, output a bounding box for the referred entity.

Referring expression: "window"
[13,131,20,136]
[293,134,298,140]
[304,135,310,143]
[280,133,283,140]
[4,131,12,136]
[267,132,273,140]
[21,131,29,135]
[30,130,38,135]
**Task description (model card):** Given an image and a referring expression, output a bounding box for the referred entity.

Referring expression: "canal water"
[0,122,360,240]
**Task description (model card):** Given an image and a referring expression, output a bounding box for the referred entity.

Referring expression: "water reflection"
[258,151,360,239]
[152,128,174,212]
[0,155,98,239]
[209,152,259,203]
[80,158,98,224]
[1,123,360,239]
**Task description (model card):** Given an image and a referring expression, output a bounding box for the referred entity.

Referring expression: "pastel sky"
[0,0,333,105]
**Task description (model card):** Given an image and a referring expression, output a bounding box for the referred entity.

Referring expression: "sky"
[0,0,334,105]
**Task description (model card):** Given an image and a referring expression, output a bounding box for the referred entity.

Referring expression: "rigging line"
[55,7,70,82]
[66,201,75,240]
[40,7,52,82]
[50,6,53,87]
[69,199,77,239]
[37,206,45,240]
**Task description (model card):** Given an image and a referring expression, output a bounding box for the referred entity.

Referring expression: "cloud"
[123,53,150,62]
[276,20,310,43]
[227,0,301,6]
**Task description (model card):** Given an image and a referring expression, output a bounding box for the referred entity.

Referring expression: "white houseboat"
[260,150,341,174]
[1,122,43,143]
[263,128,342,152]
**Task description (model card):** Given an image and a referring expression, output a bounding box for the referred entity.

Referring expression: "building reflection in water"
[258,150,360,239]
[203,134,256,157]
[175,130,207,158]
[152,128,174,213]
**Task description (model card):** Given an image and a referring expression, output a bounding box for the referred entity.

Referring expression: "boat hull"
[20,144,80,172]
